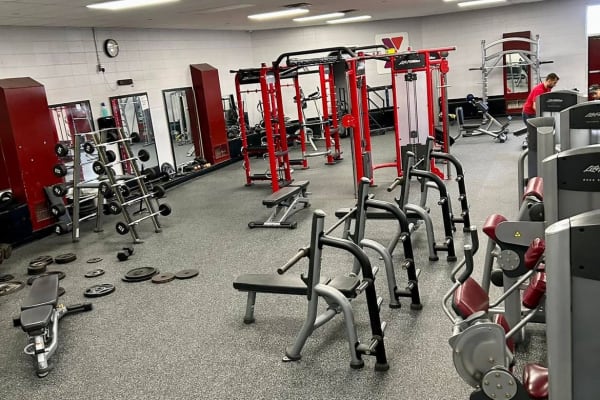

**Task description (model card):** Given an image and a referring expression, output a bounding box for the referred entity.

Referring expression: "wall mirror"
[49,100,95,182]
[505,53,529,94]
[162,87,202,172]
[109,92,158,173]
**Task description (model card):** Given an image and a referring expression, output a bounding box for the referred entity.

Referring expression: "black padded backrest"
[21,274,59,310]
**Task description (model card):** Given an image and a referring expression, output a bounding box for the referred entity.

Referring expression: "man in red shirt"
[522,73,560,123]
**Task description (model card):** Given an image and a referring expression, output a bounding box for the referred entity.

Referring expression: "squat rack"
[472,35,551,106]
[272,49,348,169]
[232,66,295,192]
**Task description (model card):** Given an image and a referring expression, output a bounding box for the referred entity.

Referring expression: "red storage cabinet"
[190,64,230,165]
[0,77,60,232]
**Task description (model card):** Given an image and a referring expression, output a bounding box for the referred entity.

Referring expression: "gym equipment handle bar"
[277,247,310,275]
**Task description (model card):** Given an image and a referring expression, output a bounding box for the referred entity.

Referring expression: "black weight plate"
[125,267,157,280]
[86,257,103,264]
[0,273,15,283]
[0,281,24,297]
[84,283,115,298]
[54,253,77,264]
[27,271,66,285]
[58,287,65,297]
[175,269,199,280]
[151,272,175,284]
[27,264,47,275]
[84,268,105,278]
[29,255,53,267]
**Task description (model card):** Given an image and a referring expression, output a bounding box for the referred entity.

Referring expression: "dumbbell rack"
[92,127,161,243]
[47,133,105,242]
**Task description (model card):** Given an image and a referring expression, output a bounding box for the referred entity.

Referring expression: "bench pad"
[234,274,329,295]
[522,363,548,399]
[452,277,489,319]
[21,274,58,311]
[327,276,360,298]
[262,186,302,208]
[20,305,53,333]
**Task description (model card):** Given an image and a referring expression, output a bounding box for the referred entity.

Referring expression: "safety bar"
[324,207,358,235]
[277,247,310,275]
[273,47,357,68]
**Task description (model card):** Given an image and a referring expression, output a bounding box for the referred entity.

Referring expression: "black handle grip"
[456,245,474,284]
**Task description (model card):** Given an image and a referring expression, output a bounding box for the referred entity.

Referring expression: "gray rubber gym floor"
[0,122,546,399]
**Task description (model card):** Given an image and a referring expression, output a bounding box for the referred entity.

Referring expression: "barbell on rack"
[115,203,172,235]
[106,186,166,215]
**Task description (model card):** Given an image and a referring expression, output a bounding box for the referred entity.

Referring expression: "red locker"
[0,77,60,231]
[190,64,230,165]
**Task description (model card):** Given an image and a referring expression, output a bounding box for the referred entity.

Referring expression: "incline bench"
[248,180,310,229]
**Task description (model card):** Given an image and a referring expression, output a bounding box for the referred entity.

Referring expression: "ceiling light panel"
[326,15,372,24]
[87,0,180,11]
[248,8,309,21]
[458,0,507,7]
[293,12,345,22]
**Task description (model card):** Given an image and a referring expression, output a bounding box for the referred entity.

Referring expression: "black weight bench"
[14,274,92,377]
[248,180,310,229]
[233,273,360,324]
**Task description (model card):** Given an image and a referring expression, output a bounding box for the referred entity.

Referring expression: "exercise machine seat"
[452,277,489,319]
[482,214,507,242]
[522,271,547,310]
[20,305,53,334]
[522,363,548,399]
[21,274,59,310]
[523,177,544,201]
[524,238,545,270]
[456,107,480,131]
[327,276,360,298]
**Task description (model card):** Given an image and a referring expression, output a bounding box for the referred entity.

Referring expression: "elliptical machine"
[455,94,509,142]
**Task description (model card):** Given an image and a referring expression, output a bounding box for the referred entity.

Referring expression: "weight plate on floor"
[0,273,14,283]
[86,257,103,264]
[0,281,24,297]
[29,255,53,267]
[58,287,65,297]
[121,271,158,283]
[84,283,115,298]
[124,267,157,280]
[27,263,47,275]
[151,272,175,284]
[84,268,105,278]
[175,269,199,280]
[54,253,77,264]
[27,271,66,285]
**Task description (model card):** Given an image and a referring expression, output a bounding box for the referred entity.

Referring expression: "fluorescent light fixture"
[293,12,345,22]
[326,15,371,24]
[248,8,309,21]
[458,0,506,7]
[87,0,179,11]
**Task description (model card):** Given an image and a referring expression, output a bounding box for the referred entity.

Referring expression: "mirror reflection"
[49,100,96,182]
[109,92,159,173]
[162,87,202,172]
[505,53,529,94]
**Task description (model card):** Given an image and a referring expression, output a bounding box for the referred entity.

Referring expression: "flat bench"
[233,272,359,324]
[249,180,310,229]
